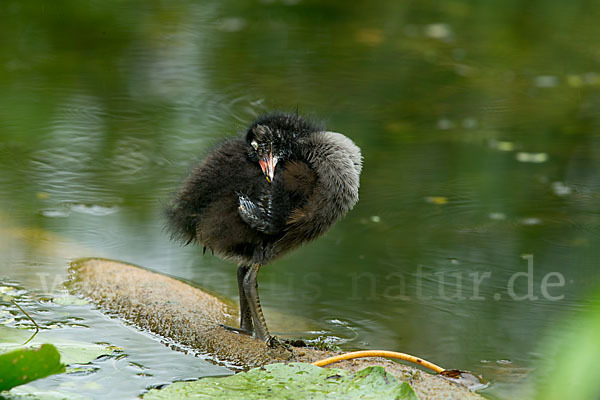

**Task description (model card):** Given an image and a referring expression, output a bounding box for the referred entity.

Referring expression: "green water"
[1,1,600,398]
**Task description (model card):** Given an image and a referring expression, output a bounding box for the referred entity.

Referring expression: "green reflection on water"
[1,1,599,398]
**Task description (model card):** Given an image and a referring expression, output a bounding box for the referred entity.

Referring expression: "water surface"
[1,1,600,398]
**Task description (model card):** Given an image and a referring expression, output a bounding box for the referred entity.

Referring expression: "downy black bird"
[166,112,362,342]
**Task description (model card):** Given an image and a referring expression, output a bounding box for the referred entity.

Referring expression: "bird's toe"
[219,323,253,336]
[266,335,292,350]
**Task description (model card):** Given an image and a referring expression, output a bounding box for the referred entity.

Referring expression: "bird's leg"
[242,264,271,342]
[220,265,254,335]
[237,264,254,334]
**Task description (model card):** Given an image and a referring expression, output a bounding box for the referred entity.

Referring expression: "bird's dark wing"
[165,138,254,244]
[237,193,280,235]
[237,160,317,236]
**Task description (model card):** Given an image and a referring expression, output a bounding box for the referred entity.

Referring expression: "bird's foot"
[266,335,291,350]
[266,336,309,352]
[219,323,252,336]
[282,338,308,348]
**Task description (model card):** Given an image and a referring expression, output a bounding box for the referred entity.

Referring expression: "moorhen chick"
[166,112,362,342]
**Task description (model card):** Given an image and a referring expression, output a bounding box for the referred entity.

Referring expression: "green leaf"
[143,362,419,400]
[0,325,114,365]
[535,297,600,399]
[0,344,65,391]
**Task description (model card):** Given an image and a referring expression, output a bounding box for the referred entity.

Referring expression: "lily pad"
[0,344,65,391]
[0,385,90,400]
[51,296,88,306]
[0,325,114,365]
[143,362,419,400]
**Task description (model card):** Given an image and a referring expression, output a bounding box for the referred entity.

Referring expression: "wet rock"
[69,258,485,400]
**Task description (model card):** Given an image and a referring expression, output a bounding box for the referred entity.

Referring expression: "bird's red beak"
[259,154,277,183]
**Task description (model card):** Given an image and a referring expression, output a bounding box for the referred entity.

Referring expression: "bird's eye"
[251,140,258,150]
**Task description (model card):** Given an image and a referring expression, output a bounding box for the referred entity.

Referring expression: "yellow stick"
[312,350,445,374]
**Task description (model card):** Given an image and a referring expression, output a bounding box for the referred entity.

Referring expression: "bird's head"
[245,113,319,183]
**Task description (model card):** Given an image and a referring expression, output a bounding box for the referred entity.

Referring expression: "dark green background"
[1,1,599,398]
